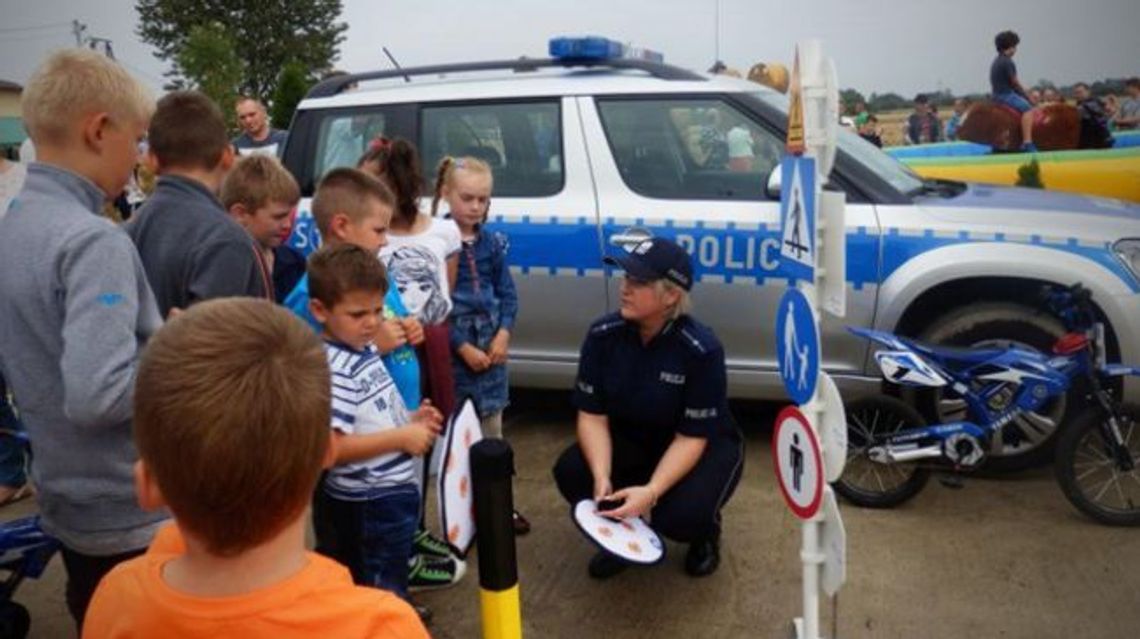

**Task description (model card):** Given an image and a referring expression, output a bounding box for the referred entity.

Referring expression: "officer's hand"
[592,477,613,503]
[374,319,408,354]
[488,329,511,365]
[401,317,425,346]
[459,343,491,372]
[605,485,657,519]
[400,420,439,456]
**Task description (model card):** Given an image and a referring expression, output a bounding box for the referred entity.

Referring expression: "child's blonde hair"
[430,156,493,217]
[133,298,331,557]
[220,155,301,212]
[312,167,395,239]
[21,49,153,146]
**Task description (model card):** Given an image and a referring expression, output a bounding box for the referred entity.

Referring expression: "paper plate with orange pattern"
[438,398,483,558]
[571,499,665,565]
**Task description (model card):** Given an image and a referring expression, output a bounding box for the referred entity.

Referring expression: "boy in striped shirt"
[307,243,453,601]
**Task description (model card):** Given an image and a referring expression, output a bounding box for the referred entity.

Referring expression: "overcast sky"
[1,0,1138,99]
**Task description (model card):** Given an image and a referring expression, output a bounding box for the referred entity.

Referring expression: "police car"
[281,37,1140,470]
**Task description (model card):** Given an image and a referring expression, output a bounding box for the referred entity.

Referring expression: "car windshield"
[751,91,925,196]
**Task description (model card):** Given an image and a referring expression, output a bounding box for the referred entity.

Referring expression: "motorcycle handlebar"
[1039,282,1095,330]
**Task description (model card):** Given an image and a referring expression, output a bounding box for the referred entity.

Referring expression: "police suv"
[281,38,1140,470]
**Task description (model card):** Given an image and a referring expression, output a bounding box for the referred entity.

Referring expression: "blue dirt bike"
[836,283,1140,525]
[0,516,58,639]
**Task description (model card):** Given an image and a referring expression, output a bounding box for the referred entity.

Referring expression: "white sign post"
[775,39,847,639]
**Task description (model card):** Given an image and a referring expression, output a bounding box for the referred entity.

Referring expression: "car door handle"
[609,232,651,247]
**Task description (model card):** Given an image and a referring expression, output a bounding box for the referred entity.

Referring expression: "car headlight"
[1114,239,1140,282]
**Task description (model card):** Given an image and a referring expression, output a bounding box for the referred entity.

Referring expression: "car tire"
[913,301,1079,472]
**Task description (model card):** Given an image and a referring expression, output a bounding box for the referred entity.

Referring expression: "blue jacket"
[448,227,519,350]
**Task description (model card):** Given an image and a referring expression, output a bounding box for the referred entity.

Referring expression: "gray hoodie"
[0,163,167,555]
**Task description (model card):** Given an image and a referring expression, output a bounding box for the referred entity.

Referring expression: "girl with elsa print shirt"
[432,156,530,535]
[361,138,462,327]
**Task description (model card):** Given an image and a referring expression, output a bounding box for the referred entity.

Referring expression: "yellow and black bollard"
[471,438,522,639]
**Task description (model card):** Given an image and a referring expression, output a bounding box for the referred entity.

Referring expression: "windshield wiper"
[915,178,967,199]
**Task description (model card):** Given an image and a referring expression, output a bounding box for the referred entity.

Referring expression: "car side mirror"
[766,166,781,199]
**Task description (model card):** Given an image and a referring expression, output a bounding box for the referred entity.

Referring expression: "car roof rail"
[306,57,706,99]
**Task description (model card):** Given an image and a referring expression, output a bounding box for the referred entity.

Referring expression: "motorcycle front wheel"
[1055,404,1140,526]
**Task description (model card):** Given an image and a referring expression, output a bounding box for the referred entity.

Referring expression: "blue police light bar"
[549,36,664,64]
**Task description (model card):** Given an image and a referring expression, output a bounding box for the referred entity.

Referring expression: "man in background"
[233,96,289,157]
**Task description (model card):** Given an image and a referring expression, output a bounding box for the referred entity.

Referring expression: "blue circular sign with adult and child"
[775,287,820,405]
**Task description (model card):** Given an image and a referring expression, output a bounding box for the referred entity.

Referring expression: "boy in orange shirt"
[83,298,428,638]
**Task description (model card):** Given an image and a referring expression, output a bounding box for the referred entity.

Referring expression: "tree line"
[136,0,346,130]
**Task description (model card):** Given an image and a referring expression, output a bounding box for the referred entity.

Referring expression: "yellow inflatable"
[901,147,1140,204]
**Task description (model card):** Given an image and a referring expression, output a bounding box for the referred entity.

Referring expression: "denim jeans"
[994,91,1032,114]
[316,483,420,598]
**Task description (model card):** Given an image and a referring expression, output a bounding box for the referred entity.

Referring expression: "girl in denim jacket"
[433,156,530,534]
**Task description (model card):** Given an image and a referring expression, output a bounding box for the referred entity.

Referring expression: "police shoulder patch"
[588,313,626,337]
[676,316,725,356]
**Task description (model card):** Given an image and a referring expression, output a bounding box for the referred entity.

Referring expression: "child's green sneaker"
[407,554,466,592]
[412,528,453,559]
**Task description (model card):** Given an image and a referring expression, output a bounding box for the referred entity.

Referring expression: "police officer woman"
[552,238,744,579]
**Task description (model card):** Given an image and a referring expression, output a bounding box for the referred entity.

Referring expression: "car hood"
[914,182,1140,239]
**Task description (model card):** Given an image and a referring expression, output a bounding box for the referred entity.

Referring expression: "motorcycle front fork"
[1087,382,1134,471]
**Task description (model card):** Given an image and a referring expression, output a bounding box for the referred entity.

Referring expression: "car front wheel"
[915,301,1079,472]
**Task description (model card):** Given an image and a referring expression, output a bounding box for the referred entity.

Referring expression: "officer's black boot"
[684,527,721,577]
[588,550,629,580]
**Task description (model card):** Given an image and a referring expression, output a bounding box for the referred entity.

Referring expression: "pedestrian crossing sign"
[779,155,816,284]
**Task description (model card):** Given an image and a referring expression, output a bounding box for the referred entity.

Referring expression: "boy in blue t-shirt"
[283,168,423,409]
[306,243,463,604]
[990,30,1038,152]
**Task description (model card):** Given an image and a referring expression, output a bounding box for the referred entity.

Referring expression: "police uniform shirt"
[573,312,732,457]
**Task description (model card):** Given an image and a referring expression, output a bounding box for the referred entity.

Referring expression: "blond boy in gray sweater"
[0,49,165,629]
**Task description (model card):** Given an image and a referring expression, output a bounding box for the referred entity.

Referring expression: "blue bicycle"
[0,516,58,638]
[836,283,1140,525]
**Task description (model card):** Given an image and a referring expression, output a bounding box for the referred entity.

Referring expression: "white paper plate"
[438,398,483,558]
[571,499,665,565]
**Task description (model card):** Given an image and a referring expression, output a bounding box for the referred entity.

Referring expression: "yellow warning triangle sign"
[786,48,806,155]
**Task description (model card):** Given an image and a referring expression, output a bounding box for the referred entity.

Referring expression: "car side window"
[597,98,782,200]
[313,109,394,179]
[419,101,563,198]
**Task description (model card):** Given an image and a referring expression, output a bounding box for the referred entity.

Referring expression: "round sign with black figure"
[773,406,824,520]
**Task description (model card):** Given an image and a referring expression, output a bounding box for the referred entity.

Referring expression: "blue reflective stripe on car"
[287,211,1137,292]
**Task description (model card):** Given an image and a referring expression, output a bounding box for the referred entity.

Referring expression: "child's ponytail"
[431,156,455,217]
[357,137,423,226]
[386,138,423,225]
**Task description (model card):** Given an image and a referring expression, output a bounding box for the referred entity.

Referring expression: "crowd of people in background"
[849,77,1138,149]
[844,30,1138,151]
